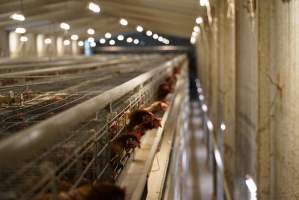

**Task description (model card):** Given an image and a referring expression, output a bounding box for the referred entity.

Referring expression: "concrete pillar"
[44,36,57,57]
[234,0,258,199]
[0,30,9,57]
[9,32,20,58]
[24,33,37,57]
[215,0,236,195]
[72,40,79,55]
[36,34,45,57]
[259,0,299,200]
[56,36,64,56]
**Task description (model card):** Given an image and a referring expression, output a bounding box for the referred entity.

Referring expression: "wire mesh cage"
[0,55,184,200]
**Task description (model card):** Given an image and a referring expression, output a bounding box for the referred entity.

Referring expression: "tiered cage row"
[0,54,185,200]
[0,55,174,138]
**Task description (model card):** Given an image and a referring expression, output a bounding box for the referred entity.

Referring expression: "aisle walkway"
[188,101,213,200]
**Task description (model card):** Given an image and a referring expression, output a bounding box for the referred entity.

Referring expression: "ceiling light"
[117,35,124,41]
[193,26,200,33]
[220,122,226,131]
[200,0,209,6]
[109,40,116,45]
[136,25,143,32]
[71,34,79,40]
[20,36,28,42]
[158,36,163,42]
[60,22,70,30]
[15,27,26,34]
[63,39,70,46]
[10,13,25,21]
[105,32,112,39]
[196,17,203,24]
[162,38,170,45]
[44,38,52,44]
[146,30,152,36]
[119,18,128,26]
[87,28,95,35]
[133,39,139,44]
[202,104,208,112]
[190,37,196,44]
[99,38,106,44]
[153,34,158,39]
[78,41,84,46]
[126,37,133,43]
[88,2,101,13]
[88,37,95,42]
[90,41,96,47]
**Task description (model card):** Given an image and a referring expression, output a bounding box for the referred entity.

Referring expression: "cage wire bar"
[0,55,186,200]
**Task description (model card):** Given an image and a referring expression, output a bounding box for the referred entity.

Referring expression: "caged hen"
[35,183,125,200]
[126,109,161,133]
[143,101,169,114]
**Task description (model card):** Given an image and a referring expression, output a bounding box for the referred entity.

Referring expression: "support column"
[269,0,299,199]
[216,0,236,195]
[9,32,20,58]
[56,36,64,56]
[235,0,258,199]
[0,30,9,57]
[36,34,45,57]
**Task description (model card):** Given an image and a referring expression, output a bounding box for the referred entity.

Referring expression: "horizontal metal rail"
[195,79,232,200]
[0,55,186,167]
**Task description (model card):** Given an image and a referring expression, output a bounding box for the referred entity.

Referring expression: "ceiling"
[0,0,204,39]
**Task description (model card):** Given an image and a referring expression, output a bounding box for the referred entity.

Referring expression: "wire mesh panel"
[0,55,185,200]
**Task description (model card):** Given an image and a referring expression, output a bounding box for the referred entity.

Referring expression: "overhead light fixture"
[190,37,196,44]
[78,41,84,46]
[90,41,96,47]
[88,37,95,42]
[60,22,70,30]
[87,28,95,35]
[158,36,163,42]
[153,34,158,39]
[146,30,152,36]
[117,35,124,41]
[200,0,209,6]
[136,25,143,32]
[133,39,139,44]
[119,18,128,26]
[63,39,71,46]
[196,17,203,24]
[20,36,28,42]
[109,40,116,45]
[99,38,106,44]
[105,32,112,39]
[71,34,79,41]
[162,38,170,45]
[199,94,204,101]
[201,103,208,112]
[10,13,25,21]
[193,26,200,33]
[15,27,26,34]
[44,38,52,44]
[126,37,133,43]
[220,122,226,131]
[88,2,101,13]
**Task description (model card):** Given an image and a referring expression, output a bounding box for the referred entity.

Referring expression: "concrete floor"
[188,101,213,200]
